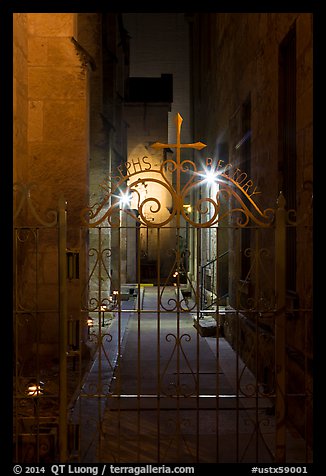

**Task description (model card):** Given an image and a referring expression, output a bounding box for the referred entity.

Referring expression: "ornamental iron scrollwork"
[81,114,274,229]
[14,182,58,227]
[160,333,197,398]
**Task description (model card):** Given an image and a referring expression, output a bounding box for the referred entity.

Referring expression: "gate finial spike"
[175,112,183,125]
[277,191,286,209]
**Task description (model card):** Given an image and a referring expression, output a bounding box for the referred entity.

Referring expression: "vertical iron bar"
[200,266,203,311]
[137,224,141,462]
[35,228,40,463]
[157,227,161,462]
[146,225,149,258]
[212,251,215,306]
[304,307,308,462]
[78,226,84,462]
[58,195,68,462]
[196,227,200,462]
[235,226,240,462]
[304,305,312,462]
[215,226,220,464]
[14,229,19,462]
[136,224,142,462]
[136,224,141,330]
[117,223,122,461]
[275,192,287,462]
[176,231,180,461]
[98,227,103,457]
[255,227,260,461]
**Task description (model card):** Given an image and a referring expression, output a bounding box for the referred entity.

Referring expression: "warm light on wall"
[26,381,45,397]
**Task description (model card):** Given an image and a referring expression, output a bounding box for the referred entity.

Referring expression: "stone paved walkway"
[98,287,274,463]
[70,286,311,463]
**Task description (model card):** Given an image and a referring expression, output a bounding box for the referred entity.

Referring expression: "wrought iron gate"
[13,115,312,464]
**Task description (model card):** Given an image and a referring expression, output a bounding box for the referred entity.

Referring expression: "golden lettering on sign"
[205,157,261,198]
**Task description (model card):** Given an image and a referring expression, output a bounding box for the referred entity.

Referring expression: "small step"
[191,308,225,337]
[193,316,217,337]
[192,315,224,337]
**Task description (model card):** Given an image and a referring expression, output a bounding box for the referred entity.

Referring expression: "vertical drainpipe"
[274,191,286,462]
[58,195,68,461]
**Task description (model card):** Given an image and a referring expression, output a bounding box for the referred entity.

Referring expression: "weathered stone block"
[28,37,48,66]
[28,13,74,37]
[28,100,43,142]
[47,38,81,66]
[28,67,86,100]
[43,100,87,142]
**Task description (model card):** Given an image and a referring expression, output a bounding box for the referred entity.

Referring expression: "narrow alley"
[12,12,314,466]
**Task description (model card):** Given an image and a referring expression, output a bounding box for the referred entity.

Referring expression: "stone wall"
[13,13,91,367]
[26,14,89,229]
[192,13,312,210]
[190,12,313,445]
[13,14,29,184]
[190,11,313,324]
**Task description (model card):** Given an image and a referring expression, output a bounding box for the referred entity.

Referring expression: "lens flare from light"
[204,169,216,184]
[119,191,132,207]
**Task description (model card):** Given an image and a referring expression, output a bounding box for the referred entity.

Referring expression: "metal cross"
[151,112,206,161]
[151,113,206,224]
